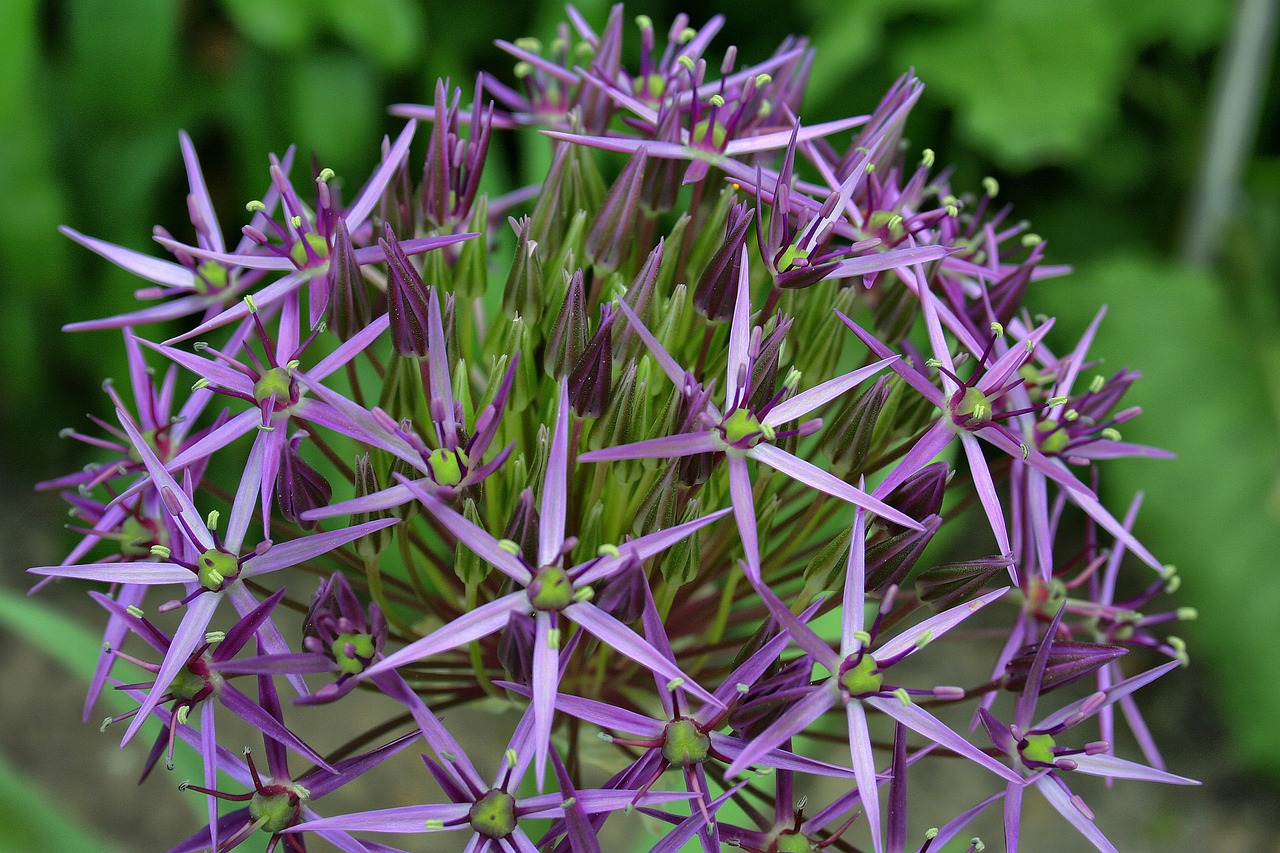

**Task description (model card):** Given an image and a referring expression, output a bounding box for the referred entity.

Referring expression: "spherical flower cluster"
[33,6,1196,853]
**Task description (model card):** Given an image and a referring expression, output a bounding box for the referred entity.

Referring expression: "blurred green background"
[1,0,1277,850]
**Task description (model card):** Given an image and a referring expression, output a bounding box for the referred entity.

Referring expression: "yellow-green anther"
[1170,636,1189,665]
[678,55,696,71]
[973,839,986,852]
[100,717,112,732]
[922,148,935,168]
[783,367,802,392]
[290,215,303,229]
[1020,443,1030,459]
[635,14,652,28]
[709,94,726,108]
[678,27,696,42]
[425,819,445,830]
[754,74,772,88]
[573,586,594,602]
[1065,409,1079,421]
[1089,375,1105,393]
[150,545,172,559]
[514,61,534,78]
[990,321,1004,338]
[893,687,911,705]
[666,677,685,691]
[206,509,220,531]
[127,605,145,618]
[505,749,518,767]
[915,629,934,649]
[561,797,576,809]
[597,731,614,742]
[1045,395,1068,407]
[943,194,960,207]
[852,629,872,646]
[1024,339,1036,353]
[1101,428,1121,441]
[514,36,541,52]
[440,750,456,762]
[286,359,301,370]
[246,200,267,214]
[205,631,225,644]
[1165,575,1182,594]
[176,706,191,725]
[925,357,943,368]
[983,177,1000,198]
[926,828,939,840]
[597,543,620,558]
[736,682,750,693]
[1177,607,1198,620]
[1022,233,1042,246]
[498,539,521,555]
[945,203,959,216]
[192,378,211,391]
[316,168,335,183]
[865,163,877,174]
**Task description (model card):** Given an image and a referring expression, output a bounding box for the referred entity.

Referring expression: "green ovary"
[469,789,516,839]
[661,719,711,766]
[253,367,294,406]
[330,632,375,674]
[197,548,239,591]
[249,788,302,834]
[1021,733,1057,766]
[955,386,994,425]
[288,232,330,268]
[168,666,208,701]
[691,117,726,150]
[775,832,816,853]
[721,409,771,448]
[1036,420,1069,455]
[194,260,227,295]
[839,656,883,697]
[529,566,573,611]
[426,447,468,487]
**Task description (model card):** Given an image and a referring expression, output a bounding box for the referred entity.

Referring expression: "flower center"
[1035,419,1070,455]
[952,386,995,428]
[288,231,331,268]
[253,366,295,408]
[330,632,376,675]
[838,655,883,697]
[691,116,727,151]
[661,719,711,766]
[196,548,240,592]
[468,789,516,839]
[720,409,773,449]
[528,565,574,611]
[1020,732,1057,767]
[193,260,228,295]
[249,784,304,834]
[169,659,213,702]
[774,831,817,853]
[426,447,469,488]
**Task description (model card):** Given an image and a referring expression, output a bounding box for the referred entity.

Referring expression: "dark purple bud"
[822,375,890,478]
[586,150,648,271]
[589,360,640,457]
[381,224,430,357]
[915,554,1012,611]
[1004,641,1127,694]
[568,305,614,417]
[277,433,332,530]
[694,201,755,321]
[635,467,679,539]
[503,488,541,569]
[544,269,588,379]
[324,217,370,341]
[613,240,664,361]
[865,514,942,591]
[639,106,684,212]
[747,315,793,414]
[882,461,949,531]
[594,558,645,624]
[982,241,1042,328]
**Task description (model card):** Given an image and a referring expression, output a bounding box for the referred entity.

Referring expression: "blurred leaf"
[1040,255,1280,779]
[0,750,125,853]
[64,0,179,126]
[895,0,1128,169]
[320,0,426,71]
[285,52,380,182]
[220,0,320,53]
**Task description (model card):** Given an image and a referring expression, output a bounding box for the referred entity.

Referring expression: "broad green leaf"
[285,53,379,182]
[0,751,124,853]
[220,0,320,52]
[321,0,426,71]
[894,0,1128,169]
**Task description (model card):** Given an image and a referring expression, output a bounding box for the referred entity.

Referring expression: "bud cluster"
[33,6,1195,852]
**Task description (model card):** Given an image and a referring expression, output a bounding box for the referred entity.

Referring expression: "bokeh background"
[1,0,1277,850]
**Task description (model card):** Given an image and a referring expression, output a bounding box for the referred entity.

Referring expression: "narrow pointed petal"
[874,586,1008,662]
[847,702,884,853]
[531,611,559,791]
[574,507,730,587]
[727,454,761,580]
[724,684,835,777]
[725,246,752,409]
[865,697,1022,783]
[364,591,526,677]
[1034,777,1118,853]
[577,430,721,463]
[961,433,1012,563]
[750,443,923,530]
[290,803,471,834]
[398,478,531,584]
[539,384,570,568]
[764,357,897,427]
[242,517,400,577]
